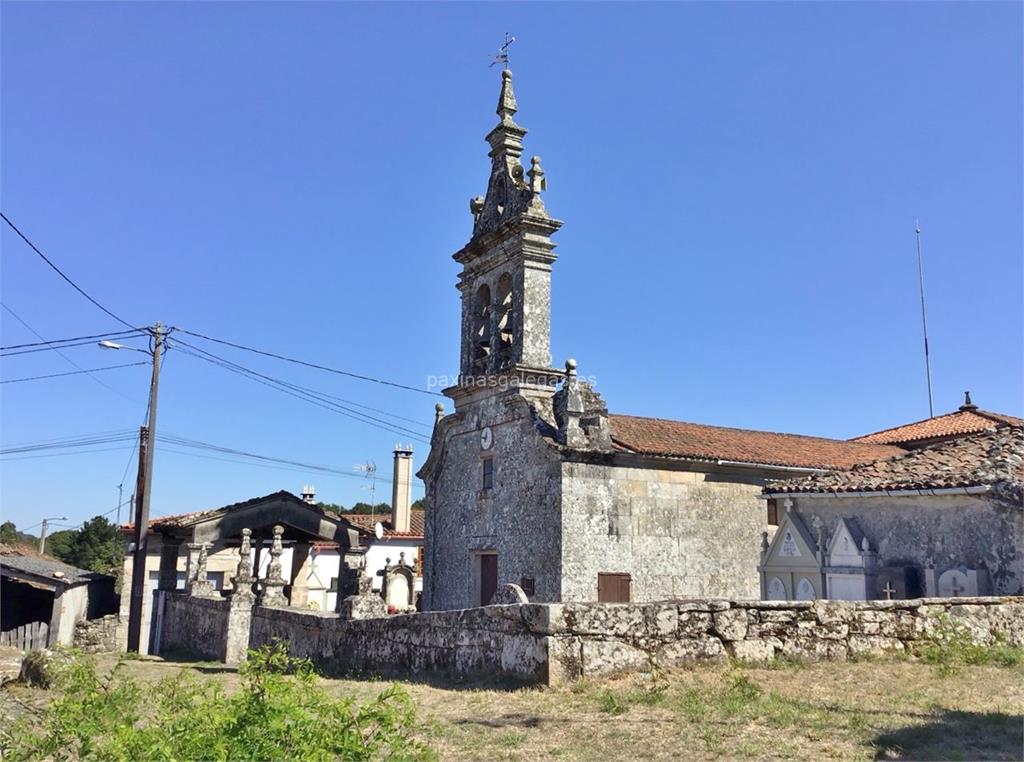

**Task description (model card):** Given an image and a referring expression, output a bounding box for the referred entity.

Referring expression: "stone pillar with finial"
[960,391,978,412]
[258,525,288,608]
[187,543,217,598]
[224,528,256,664]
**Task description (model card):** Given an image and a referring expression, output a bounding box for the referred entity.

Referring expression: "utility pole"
[126,322,163,653]
[38,515,69,554]
[117,483,123,527]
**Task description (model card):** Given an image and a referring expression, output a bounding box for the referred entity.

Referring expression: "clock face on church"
[480,426,493,451]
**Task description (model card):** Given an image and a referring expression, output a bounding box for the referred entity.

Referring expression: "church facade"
[417,70,903,611]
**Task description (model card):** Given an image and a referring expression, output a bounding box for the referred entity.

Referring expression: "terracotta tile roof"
[766,425,1023,497]
[344,510,425,540]
[853,408,1024,446]
[608,414,904,470]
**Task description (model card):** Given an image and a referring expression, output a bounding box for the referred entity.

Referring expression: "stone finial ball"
[531,155,541,165]
[566,358,577,372]
[435,402,445,413]
[502,69,512,79]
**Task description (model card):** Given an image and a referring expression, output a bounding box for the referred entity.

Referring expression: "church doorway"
[476,553,498,606]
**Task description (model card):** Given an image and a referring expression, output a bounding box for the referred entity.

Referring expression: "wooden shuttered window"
[597,572,631,603]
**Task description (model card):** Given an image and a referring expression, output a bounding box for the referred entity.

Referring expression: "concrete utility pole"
[126,322,163,653]
[38,516,69,554]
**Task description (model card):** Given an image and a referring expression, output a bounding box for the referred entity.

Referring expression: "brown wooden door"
[480,554,498,606]
[597,573,631,603]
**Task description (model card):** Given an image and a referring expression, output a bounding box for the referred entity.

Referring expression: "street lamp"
[100,323,164,652]
[39,516,70,554]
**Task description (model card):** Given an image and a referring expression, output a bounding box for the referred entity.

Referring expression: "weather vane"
[490,32,515,69]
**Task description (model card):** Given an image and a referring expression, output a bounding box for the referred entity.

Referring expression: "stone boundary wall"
[160,596,1024,685]
[249,603,550,682]
[73,614,121,653]
[543,597,1024,684]
[160,594,230,662]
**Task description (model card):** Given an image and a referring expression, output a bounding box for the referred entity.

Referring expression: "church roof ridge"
[608,413,903,470]
[852,407,1024,445]
[765,425,1024,496]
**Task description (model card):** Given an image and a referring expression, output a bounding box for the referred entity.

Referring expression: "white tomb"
[824,518,878,601]
[759,509,825,601]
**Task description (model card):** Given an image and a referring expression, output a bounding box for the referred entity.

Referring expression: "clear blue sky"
[2,2,1021,531]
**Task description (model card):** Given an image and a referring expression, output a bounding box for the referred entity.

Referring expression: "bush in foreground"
[3,643,432,761]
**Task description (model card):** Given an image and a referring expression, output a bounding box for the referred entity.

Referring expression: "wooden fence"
[0,621,50,651]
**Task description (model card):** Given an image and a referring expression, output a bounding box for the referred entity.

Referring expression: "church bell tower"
[449,69,563,407]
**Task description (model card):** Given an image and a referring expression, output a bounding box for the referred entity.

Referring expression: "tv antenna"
[490,32,515,69]
[915,220,934,418]
[354,460,378,522]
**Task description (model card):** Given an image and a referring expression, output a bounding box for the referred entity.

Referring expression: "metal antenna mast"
[915,221,934,418]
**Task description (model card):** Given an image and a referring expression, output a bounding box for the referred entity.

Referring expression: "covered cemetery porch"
[119,490,369,654]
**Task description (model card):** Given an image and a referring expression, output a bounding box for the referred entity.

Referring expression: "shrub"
[916,614,1024,676]
[3,643,432,761]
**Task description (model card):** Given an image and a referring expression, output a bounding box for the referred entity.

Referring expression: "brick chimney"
[391,445,413,533]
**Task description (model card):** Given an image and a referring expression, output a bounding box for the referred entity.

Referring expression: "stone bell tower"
[448,69,563,408]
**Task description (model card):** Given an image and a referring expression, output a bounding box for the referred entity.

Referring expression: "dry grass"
[3,654,1022,760]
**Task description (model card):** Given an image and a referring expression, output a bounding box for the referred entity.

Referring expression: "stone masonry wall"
[789,494,1024,596]
[424,392,563,610]
[560,462,769,601]
[73,614,121,653]
[164,594,1023,686]
[249,603,551,681]
[160,593,229,662]
[543,597,1024,683]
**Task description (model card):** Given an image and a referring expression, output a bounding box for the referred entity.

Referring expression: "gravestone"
[937,567,989,597]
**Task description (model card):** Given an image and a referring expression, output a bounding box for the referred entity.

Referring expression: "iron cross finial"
[490,32,516,69]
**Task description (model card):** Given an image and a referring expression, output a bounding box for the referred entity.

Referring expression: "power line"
[1,432,137,456]
[1,212,139,330]
[0,329,145,352]
[1,304,145,404]
[173,327,443,397]
[0,446,136,462]
[170,339,431,443]
[173,338,430,436]
[1,362,147,384]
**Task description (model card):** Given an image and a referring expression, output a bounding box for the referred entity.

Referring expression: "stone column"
[258,525,287,608]
[288,542,312,608]
[225,528,256,665]
[158,540,182,591]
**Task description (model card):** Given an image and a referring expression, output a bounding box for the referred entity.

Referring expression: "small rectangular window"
[482,457,494,490]
[597,572,631,603]
[767,499,779,527]
[520,576,535,596]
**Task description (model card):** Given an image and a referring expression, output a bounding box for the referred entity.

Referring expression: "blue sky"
[2,2,1021,531]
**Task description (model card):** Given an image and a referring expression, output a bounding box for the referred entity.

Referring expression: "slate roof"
[765,426,1024,496]
[123,490,349,532]
[853,408,1024,446]
[608,414,904,470]
[345,510,425,540]
[0,546,111,586]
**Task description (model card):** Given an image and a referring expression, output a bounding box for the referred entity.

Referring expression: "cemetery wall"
[160,594,1024,685]
[160,593,229,661]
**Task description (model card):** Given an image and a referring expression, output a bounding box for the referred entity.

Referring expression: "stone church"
[416,69,903,611]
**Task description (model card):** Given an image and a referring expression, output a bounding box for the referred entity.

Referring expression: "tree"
[411,498,427,512]
[347,502,391,515]
[47,517,123,579]
[0,520,37,548]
